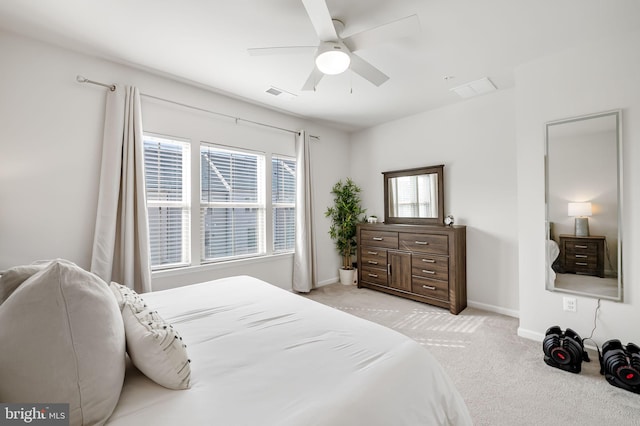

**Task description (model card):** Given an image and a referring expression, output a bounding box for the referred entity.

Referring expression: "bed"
[0,261,471,425]
[547,239,560,283]
[546,222,561,284]
[107,276,471,425]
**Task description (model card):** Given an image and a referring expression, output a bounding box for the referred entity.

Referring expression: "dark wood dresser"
[558,234,605,278]
[357,223,466,314]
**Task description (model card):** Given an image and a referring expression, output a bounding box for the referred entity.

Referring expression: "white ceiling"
[1,0,639,132]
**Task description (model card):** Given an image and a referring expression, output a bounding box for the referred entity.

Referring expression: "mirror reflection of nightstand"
[558,234,605,278]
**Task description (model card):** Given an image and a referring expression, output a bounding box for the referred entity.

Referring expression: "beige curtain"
[292,130,316,292]
[91,86,151,293]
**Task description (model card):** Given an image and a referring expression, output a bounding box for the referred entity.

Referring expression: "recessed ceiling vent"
[450,77,497,99]
[265,86,297,100]
[266,87,283,96]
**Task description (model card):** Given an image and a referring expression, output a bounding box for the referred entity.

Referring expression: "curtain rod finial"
[76,75,87,83]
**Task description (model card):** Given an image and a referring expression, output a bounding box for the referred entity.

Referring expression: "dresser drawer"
[360,230,399,249]
[565,257,598,271]
[399,233,448,255]
[412,255,448,281]
[412,276,449,301]
[361,266,388,286]
[565,242,598,255]
[565,252,597,265]
[361,248,387,267]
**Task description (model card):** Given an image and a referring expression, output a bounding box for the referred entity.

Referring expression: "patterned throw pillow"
[110,282,191,390]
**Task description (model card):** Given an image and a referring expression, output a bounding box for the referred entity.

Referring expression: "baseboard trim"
[317,277,338,287]
[517,327,601,352]
[468,300,519,318]
[517,327,545,342]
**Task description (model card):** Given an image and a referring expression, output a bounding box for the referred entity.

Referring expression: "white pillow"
[0,260,126,426]
[0,264,46,304]
[0,259,67,304]
[110,282,191,390]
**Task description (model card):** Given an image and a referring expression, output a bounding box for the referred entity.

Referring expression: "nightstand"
[558,234,605,278]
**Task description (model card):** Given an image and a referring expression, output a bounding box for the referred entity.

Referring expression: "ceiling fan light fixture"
[315,43,350,75]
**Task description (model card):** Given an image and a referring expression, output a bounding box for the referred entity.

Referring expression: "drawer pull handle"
[422,270,436,275]
[372,237,384,241]
[422,285,436,290]
[575,245,588,249]
[415,241,429,245]
[422,258,435,263]
[368,273,379,278]
[575,254,588,258]
[576,262,588,266]
[367,251,378,255]
[368,260,379,265]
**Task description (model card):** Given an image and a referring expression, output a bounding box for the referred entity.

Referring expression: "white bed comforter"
[107,276,471,426]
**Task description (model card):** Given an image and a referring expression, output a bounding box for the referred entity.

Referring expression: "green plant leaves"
[325,178,366,269]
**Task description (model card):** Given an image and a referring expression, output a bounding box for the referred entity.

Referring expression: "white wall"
[350,89,519,316]
[0,30,350,290]
[516,30,640,345]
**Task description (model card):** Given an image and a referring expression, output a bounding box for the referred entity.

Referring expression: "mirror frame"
[544,110,623,301]
[383,164,444,225]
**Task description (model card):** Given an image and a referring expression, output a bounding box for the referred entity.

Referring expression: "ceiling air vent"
[450,77,497,99]
[265,86,297,100]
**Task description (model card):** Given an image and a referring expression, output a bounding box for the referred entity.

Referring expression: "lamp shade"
[568,202,592,217]
[315,43,350,75]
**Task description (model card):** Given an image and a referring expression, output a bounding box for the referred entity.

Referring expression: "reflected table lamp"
[568,202,592,237]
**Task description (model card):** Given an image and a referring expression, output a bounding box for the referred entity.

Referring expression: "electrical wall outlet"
[563,297,577,312]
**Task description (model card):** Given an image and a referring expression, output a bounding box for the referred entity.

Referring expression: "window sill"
[151,252,294,279]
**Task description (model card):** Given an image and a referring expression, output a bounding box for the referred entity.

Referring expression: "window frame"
[271,154,297,254]
[143,133,192,271]
[199,143,266,263]
[143,132,296,272]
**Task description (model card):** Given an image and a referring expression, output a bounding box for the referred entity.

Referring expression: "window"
[143,135,191,269]
[143,133,296,270]
[272,156,296,253]
[200,145,265,261]
[391,175,435,217]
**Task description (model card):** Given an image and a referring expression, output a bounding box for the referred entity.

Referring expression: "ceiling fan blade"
[349,53,389,86]
[247,46,317,56]
[301,67,325,91]
[302,0,338,41]
[343,14,420,52]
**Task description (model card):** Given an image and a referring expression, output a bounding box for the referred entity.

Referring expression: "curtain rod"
[140,93,301,135]
[76,75,116,91]
[76,75,320,139]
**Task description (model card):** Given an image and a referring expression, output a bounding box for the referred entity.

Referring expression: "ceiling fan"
[248,0,420,91]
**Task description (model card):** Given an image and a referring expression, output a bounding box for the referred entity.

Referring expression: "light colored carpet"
[303,284,640,426]
[554,272,619,298]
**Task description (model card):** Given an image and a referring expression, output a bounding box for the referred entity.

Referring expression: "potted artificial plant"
[325,178,366,285]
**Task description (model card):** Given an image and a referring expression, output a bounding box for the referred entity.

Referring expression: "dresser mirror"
[383,165,444,225]
[545,110,622,301]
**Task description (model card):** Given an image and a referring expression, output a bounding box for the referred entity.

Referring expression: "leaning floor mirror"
[545,110,622,301]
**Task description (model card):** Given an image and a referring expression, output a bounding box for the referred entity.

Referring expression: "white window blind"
[200,145,265,261]
[143,135,191,269]
[392,175,435,217]
[272,156,296,253]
